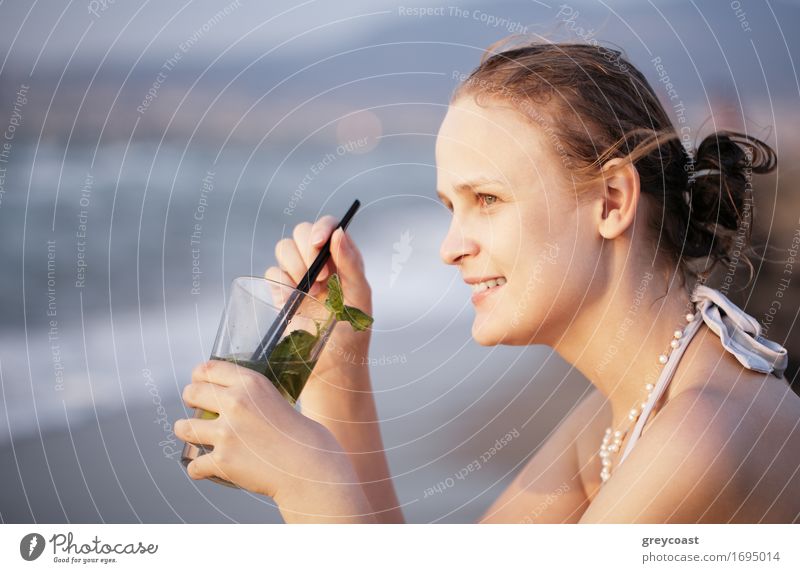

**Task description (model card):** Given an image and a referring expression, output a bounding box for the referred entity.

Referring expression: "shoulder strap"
[692,285,788,378]
[617,285,789,468]
[617,311,704,467]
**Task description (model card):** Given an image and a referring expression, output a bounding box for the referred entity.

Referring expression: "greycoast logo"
[18,531,158,564]
[20,533,45,561]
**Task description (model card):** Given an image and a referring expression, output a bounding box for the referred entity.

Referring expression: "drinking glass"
[181,276,337,488]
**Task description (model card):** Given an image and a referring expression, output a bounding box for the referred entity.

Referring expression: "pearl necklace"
[599,303,699,484]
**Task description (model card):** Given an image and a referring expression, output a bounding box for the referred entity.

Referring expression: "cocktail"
[181,276,337,488]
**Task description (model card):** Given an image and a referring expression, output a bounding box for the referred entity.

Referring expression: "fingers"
[274,237,307,286]
[294,218,336,283]
[328,229,370,307]
[264,265,296,305]
[310,215,339,248]
[174,417,217,446]
[191,359,261,388]
[293,221,317,265]
[186,451,232,482]
[297,216,366,280]
[182,379,227,412]
[330,228,365,274]
[271,215,364,300]
[275,225,333,286]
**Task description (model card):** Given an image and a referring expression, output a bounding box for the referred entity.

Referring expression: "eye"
[477,193,499,208]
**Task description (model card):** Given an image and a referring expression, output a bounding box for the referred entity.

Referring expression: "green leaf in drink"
[324,273,374,331]
[200,273,373,416]
[263,328,319,403]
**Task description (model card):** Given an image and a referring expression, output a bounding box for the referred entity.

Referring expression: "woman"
[174,39,800,523]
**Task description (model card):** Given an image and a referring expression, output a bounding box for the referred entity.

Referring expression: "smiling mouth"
[470,276,507,293]
[470,277,506,304]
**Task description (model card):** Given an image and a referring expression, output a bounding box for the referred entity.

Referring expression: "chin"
[472,330,501,346]
[471,315,508,346]
[473,308,546,346]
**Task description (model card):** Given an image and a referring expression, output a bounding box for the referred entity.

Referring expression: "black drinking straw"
[250,199,361,362]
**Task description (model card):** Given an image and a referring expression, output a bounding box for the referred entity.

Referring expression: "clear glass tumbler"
[181,276,337,488]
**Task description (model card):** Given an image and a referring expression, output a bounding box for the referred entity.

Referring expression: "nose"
[439,217,479,265]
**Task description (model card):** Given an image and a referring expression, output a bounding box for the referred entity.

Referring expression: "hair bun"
[682,130,777,279]
[692,131,776,180]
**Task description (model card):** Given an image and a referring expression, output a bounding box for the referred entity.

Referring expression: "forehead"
[435,95,554,185]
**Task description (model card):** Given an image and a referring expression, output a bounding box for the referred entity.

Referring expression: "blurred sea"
[0,136,475,442]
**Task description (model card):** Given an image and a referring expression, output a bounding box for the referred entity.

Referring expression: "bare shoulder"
[580,382,800,523]
[479,387,605,523]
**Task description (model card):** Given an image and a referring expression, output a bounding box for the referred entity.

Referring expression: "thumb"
[329,228,360,271]
[329,229,371,307]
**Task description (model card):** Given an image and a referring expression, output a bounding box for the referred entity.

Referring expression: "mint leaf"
[341,305,373,331]
[324,273,374,332]
[269,329,318,362]
[324,273,344,314]
[265,329,319,403]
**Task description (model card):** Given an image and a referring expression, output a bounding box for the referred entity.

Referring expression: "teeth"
[471,277,506,293]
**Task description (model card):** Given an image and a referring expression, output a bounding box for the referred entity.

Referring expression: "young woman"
[174,40,800,523]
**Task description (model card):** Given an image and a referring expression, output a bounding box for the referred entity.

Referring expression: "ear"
[596,158,640,240]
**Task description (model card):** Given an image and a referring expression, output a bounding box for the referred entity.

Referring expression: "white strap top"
[617,285,789,467]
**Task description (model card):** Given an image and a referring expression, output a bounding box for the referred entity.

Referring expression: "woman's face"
[435,95,602,346]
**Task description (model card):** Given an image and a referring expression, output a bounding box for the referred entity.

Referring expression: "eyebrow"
[436,177,505,204]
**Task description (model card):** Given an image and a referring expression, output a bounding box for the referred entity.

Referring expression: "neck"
[553,267,695,429]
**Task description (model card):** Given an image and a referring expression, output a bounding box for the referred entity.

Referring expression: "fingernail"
[338,229,351,252]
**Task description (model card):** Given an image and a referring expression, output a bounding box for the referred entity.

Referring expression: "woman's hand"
[267,216,373,382]
[174,359,375,523]
[262,216,404,522]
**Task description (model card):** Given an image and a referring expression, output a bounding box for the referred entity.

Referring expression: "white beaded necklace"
[599,301,699,484]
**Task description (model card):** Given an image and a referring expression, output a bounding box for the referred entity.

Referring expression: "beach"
[0,330,590,523]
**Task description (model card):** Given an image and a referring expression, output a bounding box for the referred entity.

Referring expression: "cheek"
[515,241,564,292]
[501,208,564,288]
[471,204,582,344]
[496,233,575,343]
[504,241,564,327]
[471,241,565,345]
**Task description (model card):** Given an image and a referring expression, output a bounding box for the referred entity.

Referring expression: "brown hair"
[452,38,777,288]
